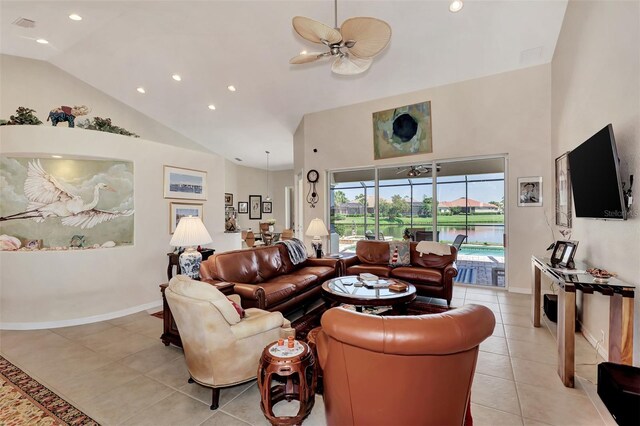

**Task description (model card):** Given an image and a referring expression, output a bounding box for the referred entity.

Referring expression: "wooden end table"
[258,341,317,426]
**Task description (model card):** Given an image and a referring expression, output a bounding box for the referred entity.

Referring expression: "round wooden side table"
[257,341,317,426]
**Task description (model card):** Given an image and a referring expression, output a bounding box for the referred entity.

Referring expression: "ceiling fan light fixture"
[289,1,392,75]
[449,0,464,13]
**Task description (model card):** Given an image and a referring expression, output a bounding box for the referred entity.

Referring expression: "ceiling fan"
[289,0,392,75]
[396,165,441,177]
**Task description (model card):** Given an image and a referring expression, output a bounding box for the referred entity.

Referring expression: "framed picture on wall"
[555,153,572,227]
[224,193,233,206]
[164,166,207,200]
[238,201,248,214]
[249,195,262,220]
[170,202,203,234]
[517,176,542,207]
[262,201,272,214]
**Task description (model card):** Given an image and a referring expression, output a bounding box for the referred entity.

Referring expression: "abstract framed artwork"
[238,201,248,214]
[555,152,572,228]
[262,201,272,214]
[163,166,207,200]
[224,193,233,206]
[249,195,262,220]
[518,176,543,207]
[373,100,433,160]
[170,202,203,234]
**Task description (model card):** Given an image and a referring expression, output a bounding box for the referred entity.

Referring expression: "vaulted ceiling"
[1,1,567,169]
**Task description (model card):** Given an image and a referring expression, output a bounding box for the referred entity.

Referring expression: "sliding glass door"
[328,156,506,288]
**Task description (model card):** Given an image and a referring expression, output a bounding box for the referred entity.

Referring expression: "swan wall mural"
[0,157,134,248]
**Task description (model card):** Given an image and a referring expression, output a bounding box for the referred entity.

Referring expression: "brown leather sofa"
[316,305,495,426]
[200,244,339,313]
[343,240,458,305]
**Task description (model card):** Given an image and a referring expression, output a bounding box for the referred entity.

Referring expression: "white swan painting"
[0,157,134,246]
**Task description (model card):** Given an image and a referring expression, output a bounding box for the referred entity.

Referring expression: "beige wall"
[0,55,207,153]
[551,0,640,362]
[295,65,553,294]
[0,56,229,328]
[224,160,293,234]
[0,126,225,327]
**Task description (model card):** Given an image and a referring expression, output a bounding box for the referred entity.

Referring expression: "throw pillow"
[227,297,245,319]
[388,241,411,267]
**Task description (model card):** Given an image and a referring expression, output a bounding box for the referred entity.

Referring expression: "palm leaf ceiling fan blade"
[292,16,342,45]
[289,53,327,64]
[331,55,372,75]
[340,17,392,58]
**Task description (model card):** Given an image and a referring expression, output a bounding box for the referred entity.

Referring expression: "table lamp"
[306,218,328,258]
[169,216,212,279]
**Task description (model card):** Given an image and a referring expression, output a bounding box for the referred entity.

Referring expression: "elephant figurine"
[47,105,90,128]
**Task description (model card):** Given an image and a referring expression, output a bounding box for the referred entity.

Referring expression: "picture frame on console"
[249,195,262,220]
[550,240,578,268]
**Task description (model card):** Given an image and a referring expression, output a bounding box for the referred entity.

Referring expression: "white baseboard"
[579,320,609,361]
[509,287,532,295]
[0,300,162,330]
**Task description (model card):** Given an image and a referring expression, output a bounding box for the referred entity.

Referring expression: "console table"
[531,255,635,387]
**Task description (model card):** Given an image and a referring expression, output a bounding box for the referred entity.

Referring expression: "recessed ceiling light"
[234,157,243,162]
[227,85,236,92]
[51,155,63,159]
[172,74,182,81]
[449,0,464,12]
[208,104,216,110]
[68,14,82,21]
[136,87,146,94]
[36,38,49,44]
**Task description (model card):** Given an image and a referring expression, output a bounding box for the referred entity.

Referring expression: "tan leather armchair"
[316,304,495,426]
[165,275,294,409]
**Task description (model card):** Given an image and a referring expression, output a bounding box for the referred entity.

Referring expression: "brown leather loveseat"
[200,245,339,313]
[317,305,495,425]
[344,240,458,305]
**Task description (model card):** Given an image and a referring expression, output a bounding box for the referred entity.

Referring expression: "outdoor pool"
[458,246,505,257]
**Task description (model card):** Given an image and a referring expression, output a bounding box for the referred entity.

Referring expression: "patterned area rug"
[292,300,451,341]
[0,355,99,425]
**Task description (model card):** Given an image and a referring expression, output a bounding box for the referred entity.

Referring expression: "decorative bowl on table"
[587,268,615,283]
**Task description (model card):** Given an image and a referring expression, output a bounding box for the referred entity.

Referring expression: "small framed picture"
[518,176,542,207]
[551,240,578,268]
[262,201,272,214]
[170,202,203,234]
[224,193,233,206]
[164,166,207,200]
[249,195,262,220]
[238,201,248,214]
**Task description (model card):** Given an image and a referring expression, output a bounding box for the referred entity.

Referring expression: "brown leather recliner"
[200,244,339,313]
[316,305,495,426]
[344,240,458,305]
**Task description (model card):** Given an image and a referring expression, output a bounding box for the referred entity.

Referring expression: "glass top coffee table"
[322,276,417,312]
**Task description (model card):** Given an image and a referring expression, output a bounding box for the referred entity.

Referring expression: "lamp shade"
[170,216,212,247]
[306,218,329,237]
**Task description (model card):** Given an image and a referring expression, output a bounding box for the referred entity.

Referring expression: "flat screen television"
[568,124,627,220]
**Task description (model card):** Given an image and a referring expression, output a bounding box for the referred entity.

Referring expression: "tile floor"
[0,286,616,426]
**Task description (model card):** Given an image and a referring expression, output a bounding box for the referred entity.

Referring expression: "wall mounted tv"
[568,124,627,220]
